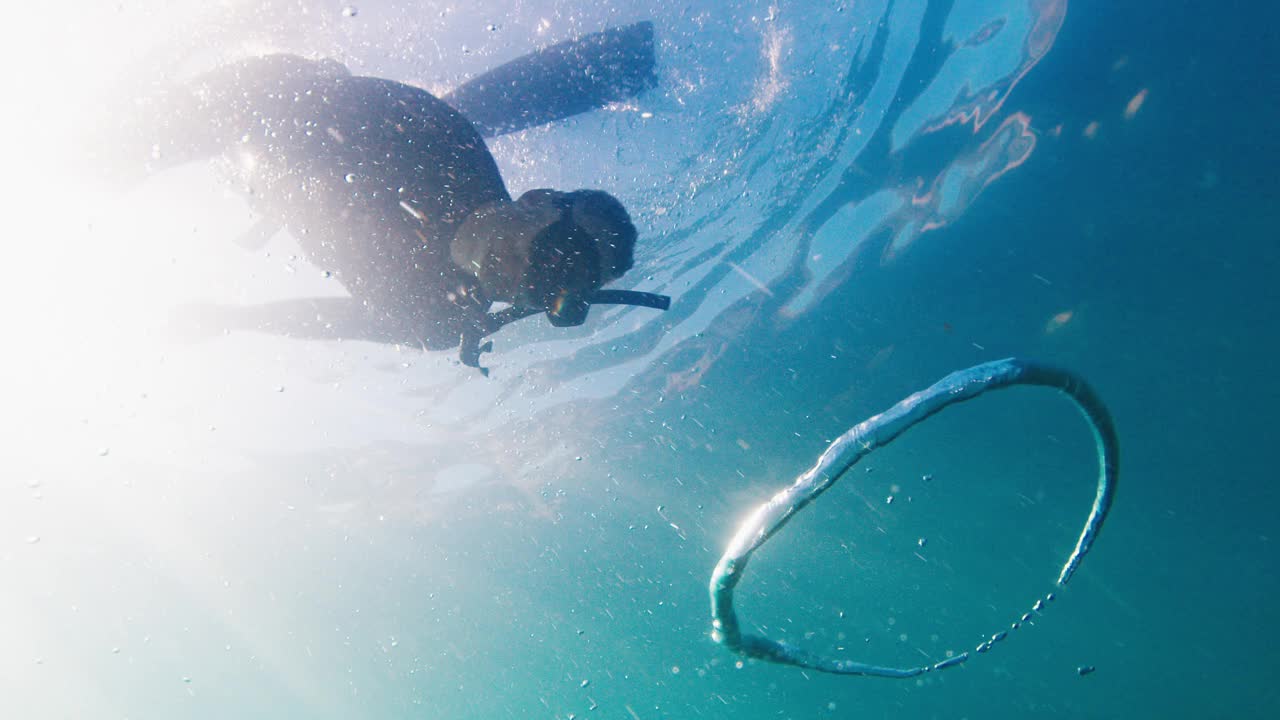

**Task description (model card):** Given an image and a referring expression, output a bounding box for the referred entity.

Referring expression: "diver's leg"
[93,55,352,182]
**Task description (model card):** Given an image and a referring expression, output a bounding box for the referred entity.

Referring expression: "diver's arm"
[169,297,458,350]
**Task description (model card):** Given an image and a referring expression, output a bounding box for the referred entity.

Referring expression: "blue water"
[6,0,1278,718]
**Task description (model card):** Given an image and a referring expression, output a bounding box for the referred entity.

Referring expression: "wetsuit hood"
[451,188,637,314]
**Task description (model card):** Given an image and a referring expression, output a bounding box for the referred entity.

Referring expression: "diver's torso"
[202,55,508,338]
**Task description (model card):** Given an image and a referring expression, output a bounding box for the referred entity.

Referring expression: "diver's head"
[452,189,637,326]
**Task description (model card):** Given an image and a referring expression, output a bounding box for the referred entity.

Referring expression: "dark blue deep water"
[6,1,1277,718]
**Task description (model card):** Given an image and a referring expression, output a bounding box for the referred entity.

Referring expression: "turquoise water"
[6,0,1278,718]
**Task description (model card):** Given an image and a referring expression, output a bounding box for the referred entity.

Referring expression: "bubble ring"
[708,358,1118,677]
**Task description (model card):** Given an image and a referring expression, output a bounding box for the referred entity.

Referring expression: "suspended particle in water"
[342,6,358,17]
[25,535,41,545]
[486,23,500,32]
[922,473,934,482]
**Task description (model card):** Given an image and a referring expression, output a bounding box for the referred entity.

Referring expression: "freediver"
[108,22,669,374]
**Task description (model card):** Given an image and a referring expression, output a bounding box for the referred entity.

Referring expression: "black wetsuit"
[152,55,511,349]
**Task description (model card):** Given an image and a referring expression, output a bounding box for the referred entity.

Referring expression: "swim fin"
[443,21,657,137]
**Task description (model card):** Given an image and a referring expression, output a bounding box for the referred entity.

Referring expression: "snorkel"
[548,288,671,326]
[459,288,671,375]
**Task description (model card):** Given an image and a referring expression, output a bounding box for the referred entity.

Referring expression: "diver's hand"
[458,330,494,377]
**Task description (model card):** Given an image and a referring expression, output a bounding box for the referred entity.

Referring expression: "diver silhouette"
[110,22,669,374]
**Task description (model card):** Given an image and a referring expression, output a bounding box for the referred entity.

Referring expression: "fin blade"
[444,21,657,137]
